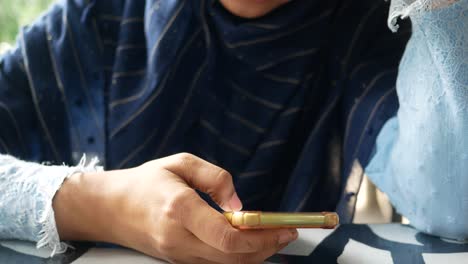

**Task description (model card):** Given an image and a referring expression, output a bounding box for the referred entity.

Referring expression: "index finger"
[160,153,242,212]
[181,196,297,254]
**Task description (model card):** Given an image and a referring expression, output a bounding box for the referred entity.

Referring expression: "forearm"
[53,171,108,242]
[53,168,153,250]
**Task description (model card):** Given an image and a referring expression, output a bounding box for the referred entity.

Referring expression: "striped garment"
[0,0,415,251]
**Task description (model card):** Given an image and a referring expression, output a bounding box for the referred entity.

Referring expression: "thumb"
[160,153,243,211]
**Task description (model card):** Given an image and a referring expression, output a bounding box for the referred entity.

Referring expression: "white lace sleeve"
[0,154,101,256]
[388,0,459,31]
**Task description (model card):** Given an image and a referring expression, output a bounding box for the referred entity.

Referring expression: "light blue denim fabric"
[367,0,468,240]
[0,155,99,255]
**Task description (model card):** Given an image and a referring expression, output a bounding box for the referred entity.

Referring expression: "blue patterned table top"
[2,224,467,264]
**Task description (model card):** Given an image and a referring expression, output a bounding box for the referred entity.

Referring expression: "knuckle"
[157,236,176,255]
[244,238,260,252]
[163,189,194,222]
[234,255,253,264]
[176,152,195,166]
[213,169,231,188]
[259,237,272,251]
[219,229,237,253]
[174,153,197,177]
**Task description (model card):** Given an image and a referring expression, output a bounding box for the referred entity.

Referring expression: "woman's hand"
[53,153,298,264]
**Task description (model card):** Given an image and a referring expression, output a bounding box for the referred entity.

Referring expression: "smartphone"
[223,211,339,229]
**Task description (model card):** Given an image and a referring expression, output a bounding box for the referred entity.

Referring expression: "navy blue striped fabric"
[0,0,410,222]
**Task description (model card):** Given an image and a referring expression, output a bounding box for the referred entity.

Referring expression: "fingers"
[160,153,242,211]
[181,196,298,254]
[154,153,298,261]
[156,191,294,263]
[167,240,292,264]
[185,233,294,264]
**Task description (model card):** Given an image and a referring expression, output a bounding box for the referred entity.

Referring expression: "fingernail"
[278,229,296,244]
[229,193,243,211]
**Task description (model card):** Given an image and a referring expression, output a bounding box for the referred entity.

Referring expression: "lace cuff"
[388,0,459,31]
[0,155,101,256]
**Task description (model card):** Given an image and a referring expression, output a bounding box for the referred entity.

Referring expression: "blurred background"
[0,0,53,53]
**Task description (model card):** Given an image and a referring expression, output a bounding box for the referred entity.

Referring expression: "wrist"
[53,170,115,242]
